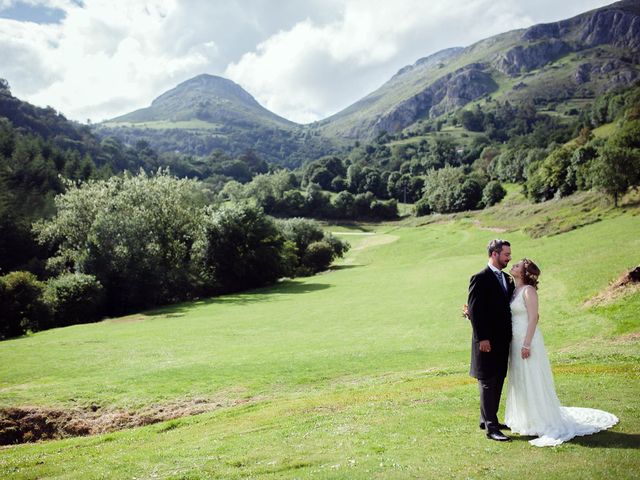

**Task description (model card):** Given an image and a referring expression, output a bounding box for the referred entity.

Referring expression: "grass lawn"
[1,199,639,478]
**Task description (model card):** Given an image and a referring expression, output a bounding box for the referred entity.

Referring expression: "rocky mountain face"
[318,0,640,140]
[494,1,640,76]
[373,64,497,134]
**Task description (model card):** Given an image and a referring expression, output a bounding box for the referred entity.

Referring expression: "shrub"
[195,203,289,293]
[0,271,48,339]
[422,166,482,213]
[323,233,350,259]
[481,181,507,208]
[414,198,431,216]
[278,218,325,255]
[44,273,105,327]
[370,199,399,219]
[34,170,207,315]
[302,241,335,273]
[277,218,349,275]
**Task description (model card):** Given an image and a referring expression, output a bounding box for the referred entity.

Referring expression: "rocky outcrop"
[574,63,592,84]
[493,39,571,76]
[496,2,640,77]
[522,1,640,50]
[573,8,640,50]
[603,68,639,90]
[371,64,497,134]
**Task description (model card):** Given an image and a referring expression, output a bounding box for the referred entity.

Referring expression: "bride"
[505,258,618,447]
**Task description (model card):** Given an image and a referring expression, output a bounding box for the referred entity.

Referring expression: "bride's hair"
[521,258,541,289]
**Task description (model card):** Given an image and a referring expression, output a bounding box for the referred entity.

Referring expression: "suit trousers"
[478,374,506,430]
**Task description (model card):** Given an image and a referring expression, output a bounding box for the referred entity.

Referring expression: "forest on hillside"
[1,77,639,340]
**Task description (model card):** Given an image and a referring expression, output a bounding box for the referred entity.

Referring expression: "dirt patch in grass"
[0,396,254,446]
[584,266,640,308]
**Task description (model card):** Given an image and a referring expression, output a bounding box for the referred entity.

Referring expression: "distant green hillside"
[99,75,339,168]
[110,74,295,128]
[317,0,640,140]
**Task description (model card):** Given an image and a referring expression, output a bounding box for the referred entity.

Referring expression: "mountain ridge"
[99,0,640,160]
[316,0,640,140]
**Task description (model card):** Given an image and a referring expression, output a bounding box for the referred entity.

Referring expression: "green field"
[1,197,639,478]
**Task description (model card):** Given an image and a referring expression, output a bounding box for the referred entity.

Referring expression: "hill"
[95,2,640,162]
[110,74,295,128]
[99,74,339,167]
[0,192,638,477]
[316,0,640,140]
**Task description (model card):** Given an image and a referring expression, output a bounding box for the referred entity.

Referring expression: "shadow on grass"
[509,431,640,449]
[329,265,361,271]
[329,222,375,232]
[143,279,332,318]
[571,431,640,449]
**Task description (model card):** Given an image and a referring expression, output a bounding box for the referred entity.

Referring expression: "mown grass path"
[1,212,639,478]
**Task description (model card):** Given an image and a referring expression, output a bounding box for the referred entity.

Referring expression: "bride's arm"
[521,286,539,359]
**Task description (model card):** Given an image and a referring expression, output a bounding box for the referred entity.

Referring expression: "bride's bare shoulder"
[522,285,539,300]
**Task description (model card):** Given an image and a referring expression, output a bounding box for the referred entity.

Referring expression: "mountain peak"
[110,74,295,127]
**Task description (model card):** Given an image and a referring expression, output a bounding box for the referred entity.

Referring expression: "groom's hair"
[487,239,510,256]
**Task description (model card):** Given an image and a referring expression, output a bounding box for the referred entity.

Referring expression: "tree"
[35,170,207,314]
[0,271,48,339]
[195,203,291,292]
[481,181,507,207]
[421,166,483,213]
[590,145,640,206]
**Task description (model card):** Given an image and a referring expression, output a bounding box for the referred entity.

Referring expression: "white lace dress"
[505,287,618,447]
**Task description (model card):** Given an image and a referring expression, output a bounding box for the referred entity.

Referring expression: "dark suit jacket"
[467,266,514,379]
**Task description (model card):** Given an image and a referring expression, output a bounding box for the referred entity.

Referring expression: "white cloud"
[1,0,218,121]
[226,0,614,124]
[0,0,615,123]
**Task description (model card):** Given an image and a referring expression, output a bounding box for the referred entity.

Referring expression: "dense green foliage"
[97,122,338,169]
[43,273,105,327]
[34,171,207,315]
[194,203,294,293]
[0,271,47,339]
[0,172,350,336]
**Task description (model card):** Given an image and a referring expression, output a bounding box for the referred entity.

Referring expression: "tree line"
[1,171,349,339]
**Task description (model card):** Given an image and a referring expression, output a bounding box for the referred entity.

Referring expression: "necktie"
[495,270,507,293]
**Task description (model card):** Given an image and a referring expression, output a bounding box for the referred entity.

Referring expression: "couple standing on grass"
[466,239,618,446]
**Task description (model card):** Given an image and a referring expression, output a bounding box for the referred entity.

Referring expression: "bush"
[324,233,350,259]
[422,166,483,213]
[44,273,105,327]
[278,217,325,255]
[34,170,207,315]
[414,198,431,216]
[302,241,335,273]
[0,271,48,339]
[195,203,289,293]
[370,199,399,219]
[277,218,349,275]
[481,181,507,207]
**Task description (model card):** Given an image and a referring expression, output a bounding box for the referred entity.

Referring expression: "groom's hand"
[479,340,491,352]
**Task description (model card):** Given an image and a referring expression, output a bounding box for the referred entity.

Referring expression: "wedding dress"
[505,287,618,447]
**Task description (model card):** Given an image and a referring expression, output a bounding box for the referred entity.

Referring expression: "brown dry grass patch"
[584,266,640,308]
[0,396,255,446]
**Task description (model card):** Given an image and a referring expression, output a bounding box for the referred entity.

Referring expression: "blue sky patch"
[0,2,66,24]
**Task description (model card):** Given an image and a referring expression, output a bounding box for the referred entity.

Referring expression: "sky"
[0,0,615,124]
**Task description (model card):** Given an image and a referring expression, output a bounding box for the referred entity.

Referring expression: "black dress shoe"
[486,430,511,442]
[480,422,510,430]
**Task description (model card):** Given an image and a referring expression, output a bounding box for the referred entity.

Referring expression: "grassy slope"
[1,197,639,479]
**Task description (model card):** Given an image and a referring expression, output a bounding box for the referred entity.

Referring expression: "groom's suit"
[467,266,514,431]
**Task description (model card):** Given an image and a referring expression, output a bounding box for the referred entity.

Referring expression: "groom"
[467,239,514,442]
